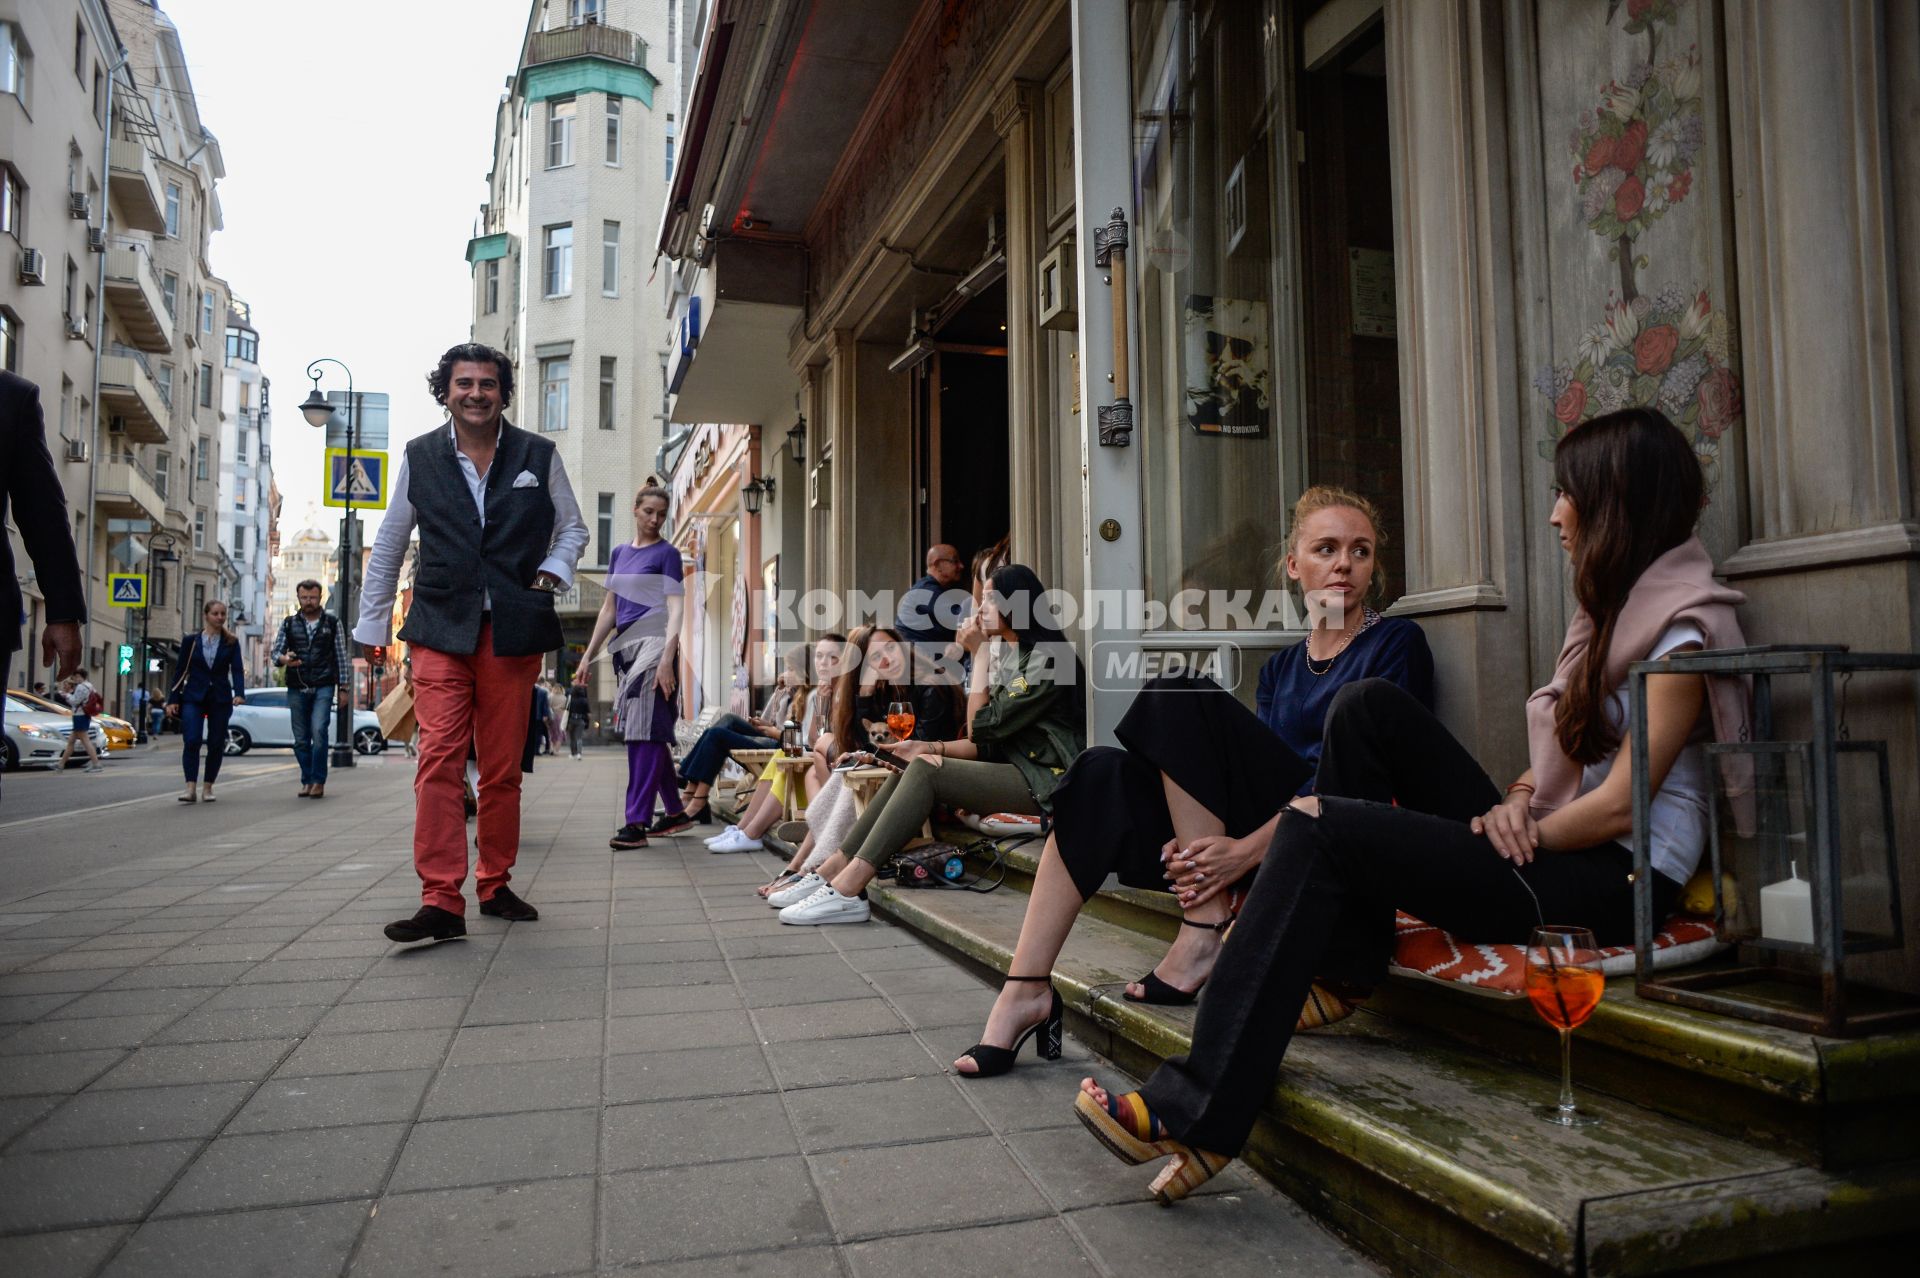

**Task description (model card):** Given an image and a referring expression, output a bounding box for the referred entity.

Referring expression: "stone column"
[994,80,1053,584]
[1383,0,1534,769]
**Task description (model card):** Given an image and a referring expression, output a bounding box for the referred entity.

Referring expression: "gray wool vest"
[395,424,563,658]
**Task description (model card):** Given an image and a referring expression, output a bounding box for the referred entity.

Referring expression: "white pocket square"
[511,470,540,489]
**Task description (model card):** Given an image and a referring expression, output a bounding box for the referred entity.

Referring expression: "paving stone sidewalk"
[0,753,1372,1276]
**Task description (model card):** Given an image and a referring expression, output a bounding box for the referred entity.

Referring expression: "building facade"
[1,0,244,714]
[266,525,335,640]
[657,0,1920,993]
[466,0,685,706]
[218,297,273,675]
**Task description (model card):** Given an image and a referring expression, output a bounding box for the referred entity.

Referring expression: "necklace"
[1304,607,1378,677]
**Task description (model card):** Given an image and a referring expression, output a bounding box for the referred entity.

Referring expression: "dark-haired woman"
[578,482,689,850]
[1072,408,1752,1203]
[777,565,1087,926]
[165,599,246,804]
[955,486,1433,1079]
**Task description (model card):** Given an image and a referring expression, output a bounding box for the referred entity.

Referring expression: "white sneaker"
[778,885,870,926]
[766,872,826,908]
[708,827,765,854]
[703,824,741,847]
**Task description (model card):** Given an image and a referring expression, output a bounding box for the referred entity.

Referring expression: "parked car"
[2,694,110,770]
[7,689,135,751]
[224,688,390,756]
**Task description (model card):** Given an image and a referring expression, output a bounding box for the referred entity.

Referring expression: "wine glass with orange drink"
[1524,925,1604,1128]
[886,700,915,742]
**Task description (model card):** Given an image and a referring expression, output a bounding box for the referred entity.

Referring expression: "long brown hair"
[1552,408,1703,763]
[830,625,908,750]
[201,599,238,643]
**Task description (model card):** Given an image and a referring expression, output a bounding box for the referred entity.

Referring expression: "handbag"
[885,838,1009,892]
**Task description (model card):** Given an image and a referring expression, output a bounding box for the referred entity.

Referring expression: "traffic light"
[118,644,134,675]
[370,646,387,674]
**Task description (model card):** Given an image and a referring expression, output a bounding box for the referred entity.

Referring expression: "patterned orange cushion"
[1389,911,1722,996]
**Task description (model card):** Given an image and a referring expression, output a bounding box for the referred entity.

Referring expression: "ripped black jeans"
[1137,678,1680,1155]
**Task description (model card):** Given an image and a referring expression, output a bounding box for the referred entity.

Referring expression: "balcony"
[95,454,167,524]
[108,140,168,234]
[103,239,172,353]
[524,22,647,69]
[98,344,171,445]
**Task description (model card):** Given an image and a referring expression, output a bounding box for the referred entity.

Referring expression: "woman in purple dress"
[577,481,692,849]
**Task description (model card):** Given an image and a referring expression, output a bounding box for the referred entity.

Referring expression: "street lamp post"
[135,532,179,744]
[301,358,358,769]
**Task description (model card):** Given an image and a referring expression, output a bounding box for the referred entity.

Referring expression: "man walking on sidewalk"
[272,579,350,798]
[355,343,588,944]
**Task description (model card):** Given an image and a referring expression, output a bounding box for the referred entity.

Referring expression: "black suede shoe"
[479,886,539,922]
[610,823,649,850]
[648,810,697,837]
[383,905,467,944]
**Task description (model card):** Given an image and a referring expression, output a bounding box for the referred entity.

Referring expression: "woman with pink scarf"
[1071,407,1751,1205]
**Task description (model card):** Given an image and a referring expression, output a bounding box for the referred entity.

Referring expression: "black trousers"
[1139,678,1680,1155]
[1049,675,1310,901]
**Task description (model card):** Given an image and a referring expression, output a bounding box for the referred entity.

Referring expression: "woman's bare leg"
[1123,773,1232,1000]
[956,834,1083,1073]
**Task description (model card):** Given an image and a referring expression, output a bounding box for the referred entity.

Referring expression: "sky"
[145,0,534,544]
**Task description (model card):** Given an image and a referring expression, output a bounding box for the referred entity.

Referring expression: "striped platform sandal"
[1073,1083,1232,1205]
[1296,981,1367,1031]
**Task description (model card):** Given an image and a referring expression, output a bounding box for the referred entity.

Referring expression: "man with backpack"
[272,579,351,799]
[57,669,107,773]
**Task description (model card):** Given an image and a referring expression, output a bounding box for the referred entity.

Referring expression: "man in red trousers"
[355,344,588,943]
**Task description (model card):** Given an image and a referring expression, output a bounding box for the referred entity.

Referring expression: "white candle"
[1760,861,1814,945]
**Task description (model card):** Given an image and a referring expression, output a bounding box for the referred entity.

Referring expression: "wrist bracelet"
[1505,782,1535,797]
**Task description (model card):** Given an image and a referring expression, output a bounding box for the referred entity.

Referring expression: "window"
[198,362,213,408]
[74,18,84,80]
[669,0,678,61]
[542,224,572,297]
[197,436,210,480]
[598,357,616,430]
[3,22,27,102]
[157,363,173,407]
[193,581,204,618]
[164,183,180,237]
[569,0,603,22]
[154,449,170,499]
[1,165,23,240]
[59,376,72,438]
[188,439,199,481]
[235,525,246,556]
[91,66,101,124]
[200,289,214,335]
[483,258,500,314]
[63,256,77,322]
[596,493,613,565]
[605,96,621,164]
[153,565,167,608]
[665,114,676,181]
[0,308,17,373]
[602,221,619,296]
[161,271,178,318]
[546,97,575,168]
[540,357,570,431]
[236,429,247,463]
[193,514,205,553]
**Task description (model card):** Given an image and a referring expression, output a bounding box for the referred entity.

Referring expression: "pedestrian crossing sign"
[107,572,147,607]
[324,448,389,509]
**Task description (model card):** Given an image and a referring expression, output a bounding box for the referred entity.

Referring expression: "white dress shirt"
[352,421,589,647]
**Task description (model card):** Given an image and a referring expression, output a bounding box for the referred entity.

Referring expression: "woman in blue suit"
[166,599,247,803]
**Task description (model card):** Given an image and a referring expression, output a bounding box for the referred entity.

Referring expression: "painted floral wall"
[1532,0,1745,556]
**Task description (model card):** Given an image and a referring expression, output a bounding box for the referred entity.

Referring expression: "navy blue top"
[169,632,247,706]
[1255,615,1435,794]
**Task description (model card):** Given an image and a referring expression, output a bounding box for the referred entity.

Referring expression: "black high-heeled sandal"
[956,975,1063,1078]
[1122,917,1232,1006]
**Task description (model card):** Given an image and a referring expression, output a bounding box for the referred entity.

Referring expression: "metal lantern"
[779,718,802,757]
[1628,645,1920,1036]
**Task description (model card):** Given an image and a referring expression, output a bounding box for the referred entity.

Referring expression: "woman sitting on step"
[704,634,848,855]
[1073,408,1752,1204]
[773,565,1087,927]
[748,625,963,875]
[953,486,1432,1079]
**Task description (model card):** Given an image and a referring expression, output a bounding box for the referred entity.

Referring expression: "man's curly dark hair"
[426,343,514,408]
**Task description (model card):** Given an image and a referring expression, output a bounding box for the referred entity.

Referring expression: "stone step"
[957,837,1920,1169]
[867,878,1920,1276]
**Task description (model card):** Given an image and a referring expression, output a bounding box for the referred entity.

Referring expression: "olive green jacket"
[968,644,1086,809]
